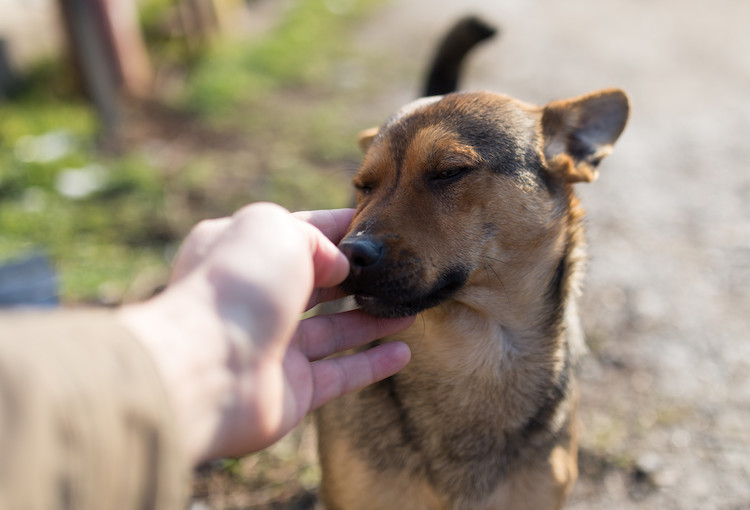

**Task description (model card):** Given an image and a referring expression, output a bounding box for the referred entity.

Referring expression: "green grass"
[0,0,387,303]
[0,101,172,302]
[176,0,385,210]
[182,0,382,116]
[170,0,389,218]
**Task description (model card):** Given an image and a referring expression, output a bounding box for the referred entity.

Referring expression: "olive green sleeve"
[0,310,188,509]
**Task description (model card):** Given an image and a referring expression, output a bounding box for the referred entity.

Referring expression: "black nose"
[339,237,383,275]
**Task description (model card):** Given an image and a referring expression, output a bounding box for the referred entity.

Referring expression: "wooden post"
[99,0,154,97]
[0,38,17,98]
[58,0,121,137]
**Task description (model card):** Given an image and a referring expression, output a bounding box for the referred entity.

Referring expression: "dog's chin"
[353,295,426,319]
[349,266,470,318]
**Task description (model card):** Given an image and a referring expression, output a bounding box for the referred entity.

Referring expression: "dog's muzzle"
[338,235,469,318]
[339,237,384,279]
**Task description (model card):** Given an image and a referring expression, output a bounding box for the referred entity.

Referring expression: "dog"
[316,17,629,510]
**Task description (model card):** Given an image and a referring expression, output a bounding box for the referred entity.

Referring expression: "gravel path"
[355,1,750,508]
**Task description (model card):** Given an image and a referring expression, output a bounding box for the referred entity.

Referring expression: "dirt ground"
[194,0,750,508]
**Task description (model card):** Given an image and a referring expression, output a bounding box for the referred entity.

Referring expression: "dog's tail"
[423,15,498,97]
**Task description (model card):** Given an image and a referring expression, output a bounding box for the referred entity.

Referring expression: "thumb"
[300,221,350,289]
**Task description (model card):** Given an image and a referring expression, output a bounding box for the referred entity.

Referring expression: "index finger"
[293,209,355,245]
[297,310,415,361]
[308,341,411,411]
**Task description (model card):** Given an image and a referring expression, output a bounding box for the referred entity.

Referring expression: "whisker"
[484,264,493,288]
[481,254,519,270]
[484,262,512,309]
[406,312,428,346]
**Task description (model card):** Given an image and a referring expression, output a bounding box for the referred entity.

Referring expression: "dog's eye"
[432,166,471,181]
[354,182,374,194]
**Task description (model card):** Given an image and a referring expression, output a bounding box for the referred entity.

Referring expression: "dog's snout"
[340,238,383,275]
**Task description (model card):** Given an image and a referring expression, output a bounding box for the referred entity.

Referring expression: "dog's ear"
[357,126,379,152]
[541,88,629,183]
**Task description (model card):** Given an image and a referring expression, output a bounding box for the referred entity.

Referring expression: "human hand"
[119,203,414,466]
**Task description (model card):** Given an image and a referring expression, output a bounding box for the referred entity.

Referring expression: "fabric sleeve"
[0,309,188,510]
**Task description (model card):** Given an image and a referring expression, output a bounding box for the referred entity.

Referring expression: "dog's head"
[340,90,629,318]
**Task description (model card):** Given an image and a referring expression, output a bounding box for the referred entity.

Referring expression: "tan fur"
[318,89,629,510]
[357,126,379,152]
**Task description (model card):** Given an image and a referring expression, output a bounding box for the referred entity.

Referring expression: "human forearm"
[0,310,188,510]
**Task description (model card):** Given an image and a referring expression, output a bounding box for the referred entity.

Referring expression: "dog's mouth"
[343,266,470,318]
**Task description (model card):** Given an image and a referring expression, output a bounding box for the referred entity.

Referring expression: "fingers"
[308,341,411,411]
[297,310,415,361]
[293,209,355,245]
[230,204,350,290]
[293,209,354,289]
[170,204,354,303]
[302,220,350,289]
[305,287,349,312]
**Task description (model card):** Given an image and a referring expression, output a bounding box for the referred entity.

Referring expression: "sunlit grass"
[0,0,386,303]
[182,0,382,116]
[0,102,172,302]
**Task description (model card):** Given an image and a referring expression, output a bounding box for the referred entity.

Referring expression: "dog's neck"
[391,195,586,432]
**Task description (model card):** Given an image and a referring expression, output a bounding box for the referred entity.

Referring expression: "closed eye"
[354,182,374,194]
[431,166,473,182]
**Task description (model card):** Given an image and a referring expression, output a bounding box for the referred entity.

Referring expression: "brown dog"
[316,23,629,510]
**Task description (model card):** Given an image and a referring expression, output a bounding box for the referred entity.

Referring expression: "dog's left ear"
[541,88,630,183]
[358,126,379,152]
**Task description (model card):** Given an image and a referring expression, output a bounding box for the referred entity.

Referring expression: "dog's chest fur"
[324,305,577,504]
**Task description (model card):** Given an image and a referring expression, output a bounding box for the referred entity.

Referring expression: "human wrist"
[117,284,233,466]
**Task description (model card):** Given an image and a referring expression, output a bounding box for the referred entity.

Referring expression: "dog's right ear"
[358,126,379,152]
[541,88,630,183]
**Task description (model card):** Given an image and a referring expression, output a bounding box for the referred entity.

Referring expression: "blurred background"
[0,0,748,509]
[0,0,385,306]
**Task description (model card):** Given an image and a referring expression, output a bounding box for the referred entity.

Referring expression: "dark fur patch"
[345,264,470,318]
[379,93,546,183]
[520,346,572,439]
[423,16,497,97]
[344,365,573,505]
